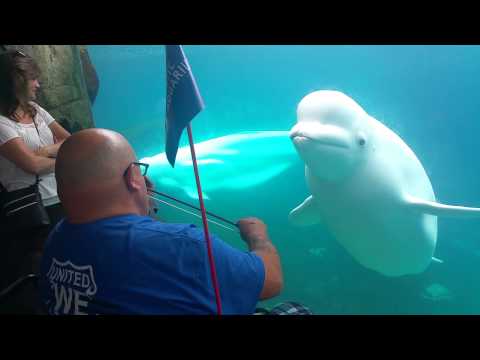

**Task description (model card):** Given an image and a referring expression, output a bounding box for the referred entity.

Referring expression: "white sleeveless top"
[0,103,59,206]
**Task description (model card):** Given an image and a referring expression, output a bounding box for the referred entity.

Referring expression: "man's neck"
[66,203,143,224]
[67,213,138,224]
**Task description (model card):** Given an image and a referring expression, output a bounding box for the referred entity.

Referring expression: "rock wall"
[78,45,99,105]
[3,45,99,133]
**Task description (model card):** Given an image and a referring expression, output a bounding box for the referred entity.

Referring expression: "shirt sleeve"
[0,117,20,145]
[208,232,266,314]
[35,103,55,126]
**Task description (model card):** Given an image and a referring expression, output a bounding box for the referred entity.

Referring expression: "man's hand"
[237,217,283,300]
[144,176,158,218]
[237,217,268,246]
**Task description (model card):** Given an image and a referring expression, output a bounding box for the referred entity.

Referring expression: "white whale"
[289,90,480,277]
[141,131,297,200]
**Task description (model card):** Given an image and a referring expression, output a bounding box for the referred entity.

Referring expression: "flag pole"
[165,45,222,315]
[186,124,222,315]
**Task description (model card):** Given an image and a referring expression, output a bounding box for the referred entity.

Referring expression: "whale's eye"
[358,138,366,146]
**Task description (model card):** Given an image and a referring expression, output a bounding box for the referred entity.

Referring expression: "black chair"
[0,274,45,314]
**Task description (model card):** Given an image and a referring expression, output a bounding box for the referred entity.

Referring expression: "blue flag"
[165,45,205,167]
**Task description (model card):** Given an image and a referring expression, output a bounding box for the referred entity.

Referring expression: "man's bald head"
[56,128,135,191]
[55,128,149,223]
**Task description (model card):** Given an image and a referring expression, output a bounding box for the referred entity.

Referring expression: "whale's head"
[290,90,372,181]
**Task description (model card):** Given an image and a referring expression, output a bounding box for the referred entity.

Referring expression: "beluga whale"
[289,90,480,277]
[141,131,297,200]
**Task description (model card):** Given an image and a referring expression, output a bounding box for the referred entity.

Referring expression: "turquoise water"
[89,45,480,314]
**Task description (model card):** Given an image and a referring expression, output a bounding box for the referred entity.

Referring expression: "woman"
[0,50,71,291]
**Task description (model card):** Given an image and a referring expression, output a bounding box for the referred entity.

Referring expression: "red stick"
[187,124,222,315]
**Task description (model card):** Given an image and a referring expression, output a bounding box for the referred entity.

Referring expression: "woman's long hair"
[0,50,41,121]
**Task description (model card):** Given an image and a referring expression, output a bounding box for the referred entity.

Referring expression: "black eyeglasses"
[0,49,27,58]
[13,50,26,57]
[123,162,149,177]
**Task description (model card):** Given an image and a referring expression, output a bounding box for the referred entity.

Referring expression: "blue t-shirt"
[38,214,265,315]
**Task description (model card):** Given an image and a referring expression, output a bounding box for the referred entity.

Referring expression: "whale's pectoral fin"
[289,195,322,226]
[405,195,480,218]
[432,257,444,264]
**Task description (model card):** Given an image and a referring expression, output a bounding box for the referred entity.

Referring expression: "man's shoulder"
[132,218,202,241]
[127,218,208,264]
[49,215,206,251]
[54,215,198,235]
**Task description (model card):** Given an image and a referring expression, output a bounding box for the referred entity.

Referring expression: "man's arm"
[237,217,283,300]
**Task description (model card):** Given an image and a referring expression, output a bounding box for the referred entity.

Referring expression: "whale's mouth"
[291,134,349,149]
[291,135,311,142]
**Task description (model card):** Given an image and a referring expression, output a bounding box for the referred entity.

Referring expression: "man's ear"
[124,165,143,192]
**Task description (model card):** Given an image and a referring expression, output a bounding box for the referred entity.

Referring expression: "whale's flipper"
[405,195,480,218]
[432,257,443,264]
[289,195,322,226]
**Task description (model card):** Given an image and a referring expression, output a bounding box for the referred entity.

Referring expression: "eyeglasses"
[13,50,26,57]
[123,161,149,177]
[0,49,27,58]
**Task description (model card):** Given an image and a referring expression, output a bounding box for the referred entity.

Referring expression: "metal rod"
[148,195,238,233]
[148,189,238,228]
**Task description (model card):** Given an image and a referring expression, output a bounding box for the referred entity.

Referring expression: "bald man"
[38,129,283,315]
